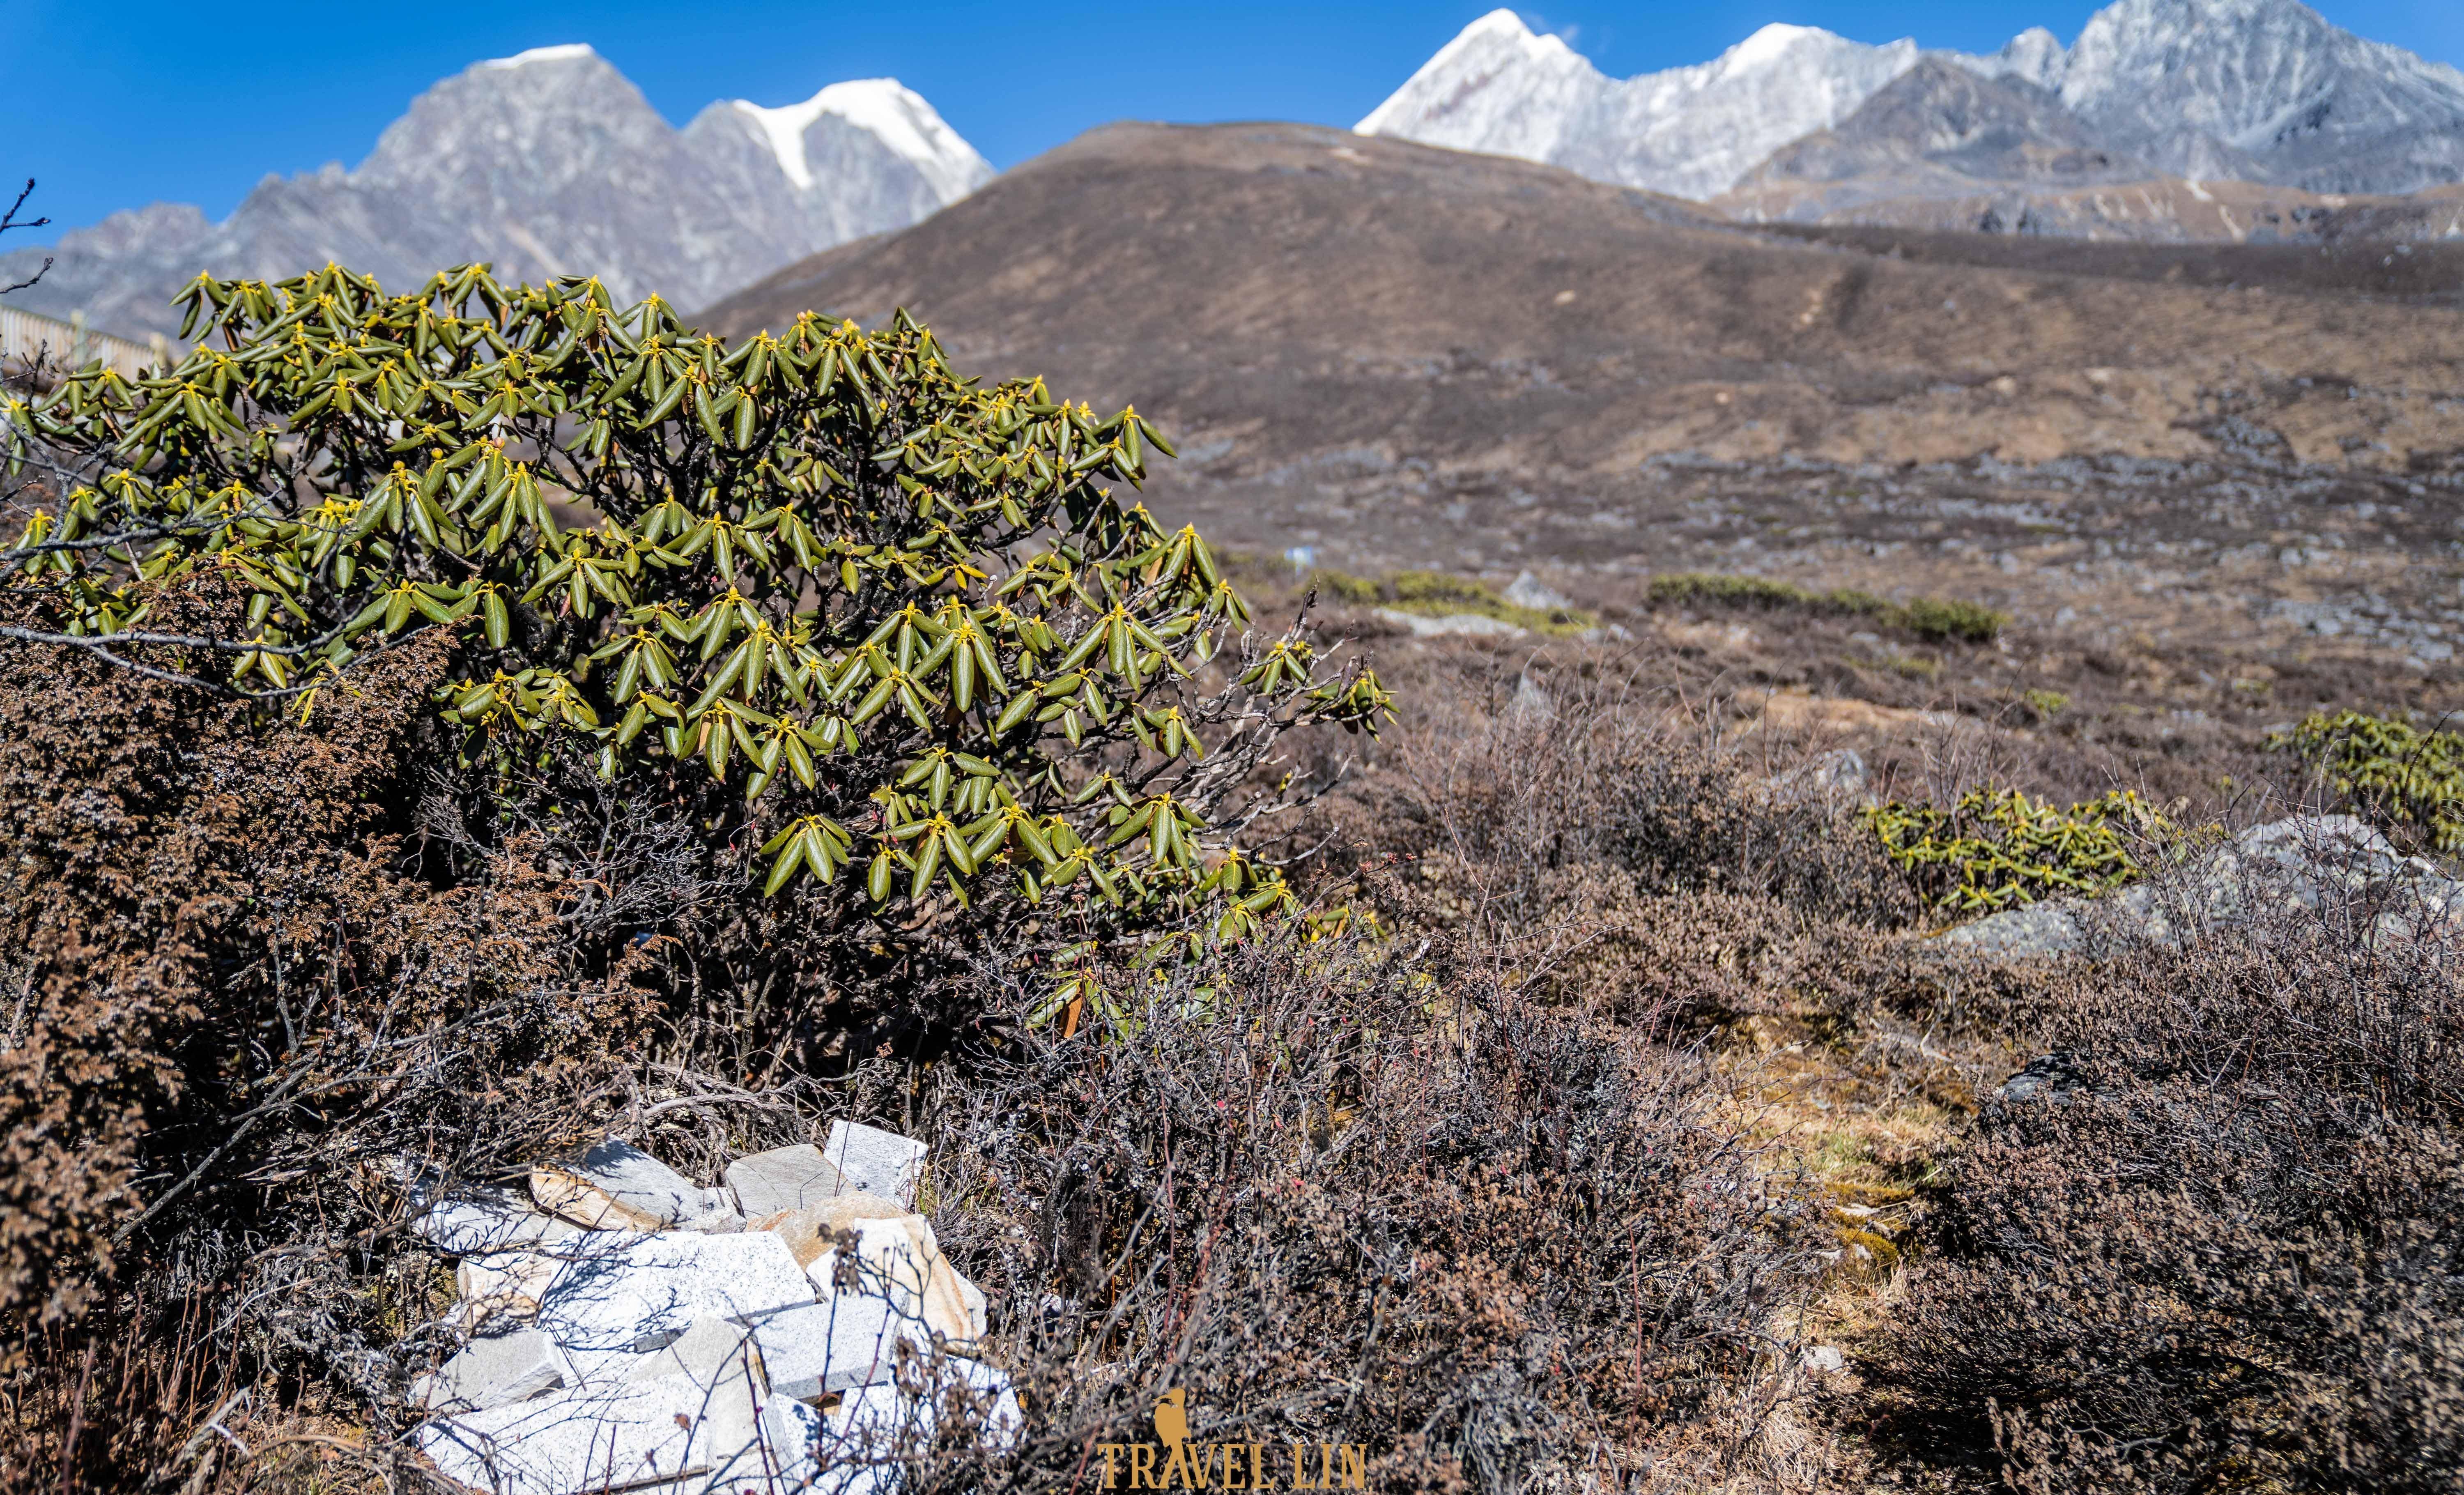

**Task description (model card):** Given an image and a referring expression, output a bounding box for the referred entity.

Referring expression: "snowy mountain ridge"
[1359,0,2464,201]
[2,46,992,341]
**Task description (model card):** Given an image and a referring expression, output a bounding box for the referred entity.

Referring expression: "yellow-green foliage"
[1309,568,1594,635]
[1868,787,2154,913]
[8,266,1397,985]
[2268,709,2464,851]
[1648,572,2007,644]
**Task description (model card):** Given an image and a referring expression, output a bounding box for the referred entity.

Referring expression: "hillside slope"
[703,120,2464,477]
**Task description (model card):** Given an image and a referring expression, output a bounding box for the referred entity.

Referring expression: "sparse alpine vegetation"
[2270,707,2464,852]
[1648,570,2008,643]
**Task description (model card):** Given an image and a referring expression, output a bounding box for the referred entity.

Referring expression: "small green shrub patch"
[2268,708,2464,851]
[1647,571,2008,643]
[1867,786,2155,913]
[1308,567,1595,634]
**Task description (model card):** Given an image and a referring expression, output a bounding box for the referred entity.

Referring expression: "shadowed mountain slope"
[699,122,2464,568]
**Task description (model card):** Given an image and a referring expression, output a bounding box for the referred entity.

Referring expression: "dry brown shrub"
[0,578,669,1488]
[1861,906,2464,1494]
[889,908,1830,1495]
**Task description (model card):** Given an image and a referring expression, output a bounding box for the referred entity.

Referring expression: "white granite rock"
[452,1252,562,1326]
[620,1316,760,1391]
[414,1189,582,1255]
[822,1120,929,1208]
[725,1143,847,1218]
[745,1295,920,1399]
[809,1216,987,1344]
[830,1356,1024,1456]
[530,1140,740,1233]
[415,1327,574,1413]
[535,1231,813,1354]
[749,1190,910,1270]
[418,1374,763,1495]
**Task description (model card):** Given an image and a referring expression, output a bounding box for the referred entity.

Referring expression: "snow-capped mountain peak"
[1,51,997,340]
[729,79,991,203]
[1972,0,2464,192]
[1357,10,1919,199]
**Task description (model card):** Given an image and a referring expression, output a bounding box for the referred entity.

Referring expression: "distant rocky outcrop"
[1720,59,2153,222]
[0,46,991,340]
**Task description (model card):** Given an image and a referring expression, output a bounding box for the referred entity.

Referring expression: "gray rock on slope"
[823,1119,930,1207]
[414,1327,574,1412]
[1726,58,2154,221]
[531,1138,740,1232]
[724,1142,848,1218]
[1935,814,2464,960]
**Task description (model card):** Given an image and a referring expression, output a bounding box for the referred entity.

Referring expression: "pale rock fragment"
[749,1191,910,1269]
[620,1316,761,1392]
[745,1294,922,1398]
[830,1356,1024,1454]
[417,1374,762,1495]
[535,1230,813,1354]
[414,1327,574,1412]
[530,1139,740,1233]
[725,1142,847,1218]
[809,1216,987,1344]
[413,1188,582,1255]
[822,1120,929,1207]
[451,1252,561,1325]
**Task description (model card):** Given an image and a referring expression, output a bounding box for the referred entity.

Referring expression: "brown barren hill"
[699,121,2464,571]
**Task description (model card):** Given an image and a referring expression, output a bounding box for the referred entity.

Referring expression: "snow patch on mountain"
[479,43,599,71]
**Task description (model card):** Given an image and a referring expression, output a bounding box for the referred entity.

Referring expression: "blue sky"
[5,0,2461,241]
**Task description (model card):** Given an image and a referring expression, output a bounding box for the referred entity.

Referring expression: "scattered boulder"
[530,1139,741,1233]
[417,1373,773,1495]
[810,1215,989,1344]
[450,1252,561,1330]
[823,1120,931,1208]
[1374,608,1526,638]
[747,1295,917,1399]
[413,1189,582,1255]
[1764,748,1873,810]
[725,1142,848,1218]
[750,1191,910,1269]
[1933,901,2087,961]
[1995,1051,2091,1105]
[1934,814,2464,963]
[1503,570,1572,612]
[831,1355,1025,1456]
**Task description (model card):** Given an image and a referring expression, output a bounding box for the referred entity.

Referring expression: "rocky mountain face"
[2,46,991,340]
[1999,0,2464,193]
[1362,0,2464,231]
[1724,59,2153,221]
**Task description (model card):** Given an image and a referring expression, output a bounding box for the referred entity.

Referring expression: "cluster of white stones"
[408,1121,1014,1495]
